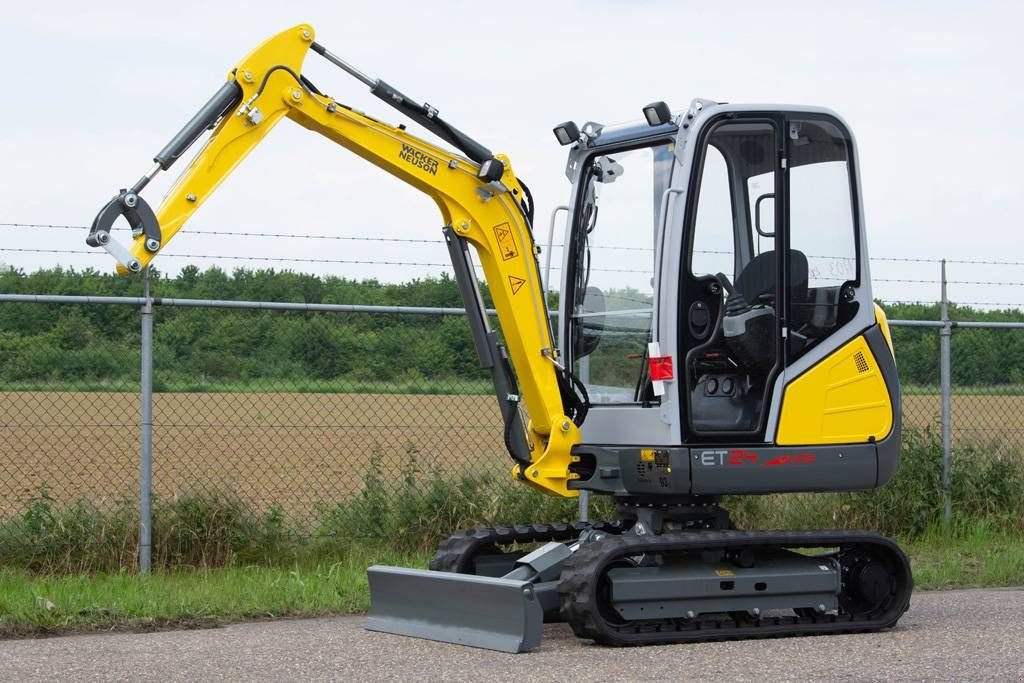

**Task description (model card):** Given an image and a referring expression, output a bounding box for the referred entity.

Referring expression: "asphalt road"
[3,588,1022,682]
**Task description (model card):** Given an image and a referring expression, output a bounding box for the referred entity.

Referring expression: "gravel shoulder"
[2,588,1022,682]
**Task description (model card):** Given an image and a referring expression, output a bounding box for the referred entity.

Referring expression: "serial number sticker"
[493,223,519,261]
[714,568,735,577]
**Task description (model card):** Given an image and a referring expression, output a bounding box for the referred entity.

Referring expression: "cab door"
[677,116,785,442]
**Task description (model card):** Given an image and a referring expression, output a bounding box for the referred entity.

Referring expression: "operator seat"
[723,250,808,372]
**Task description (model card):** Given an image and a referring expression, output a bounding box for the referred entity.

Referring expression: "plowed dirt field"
[1,392,1020,516]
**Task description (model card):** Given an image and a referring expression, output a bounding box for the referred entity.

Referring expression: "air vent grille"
[854,352,870,373]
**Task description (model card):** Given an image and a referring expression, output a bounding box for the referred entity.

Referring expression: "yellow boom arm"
[87,24,581,496]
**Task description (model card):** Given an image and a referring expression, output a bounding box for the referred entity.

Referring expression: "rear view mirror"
[574,286,606,359]
[755,193,775,237]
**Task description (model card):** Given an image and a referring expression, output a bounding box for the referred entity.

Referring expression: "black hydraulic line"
[250,65,306,101]
[518,178,536,226]
[299,74,323,96]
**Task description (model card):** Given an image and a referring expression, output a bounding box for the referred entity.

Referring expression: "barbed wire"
[953,302,1024,308]
[1,225,1023,286]
[877,277,1024,287]
[0,247,652,274]
[3,247,1022,309]
[870,255,943,264]
[2,248,1022,282]
[880,299,1024,308]
[947,258,1024,267]
[0,247,452,268]
[0,222,682,254]
[874,278,940,284]
[6,223,1024,267]
[949,280,1024,287]
[0,222,444,244]
[878,299,941,305]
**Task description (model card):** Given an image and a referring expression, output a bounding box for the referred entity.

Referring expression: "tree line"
[0,266,1022,389]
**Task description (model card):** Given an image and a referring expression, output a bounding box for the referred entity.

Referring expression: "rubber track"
[429,521,628,574]
[559,529,913,647]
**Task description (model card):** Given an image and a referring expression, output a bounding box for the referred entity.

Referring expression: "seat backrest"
[735,250,809,303]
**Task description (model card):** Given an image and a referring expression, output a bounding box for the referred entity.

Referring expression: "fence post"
[139,268,154,573]
[578,490,590,522]
[939,259,953,524]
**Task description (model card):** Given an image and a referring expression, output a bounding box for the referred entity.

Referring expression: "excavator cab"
[557,103,901,497]
[85,25,910,654]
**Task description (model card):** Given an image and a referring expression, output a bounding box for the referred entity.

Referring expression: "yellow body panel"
[776,335,894,445]
[116,24,578,496]
[874,303,894,354]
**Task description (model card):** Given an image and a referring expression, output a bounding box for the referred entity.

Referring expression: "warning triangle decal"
[508,275,526,295]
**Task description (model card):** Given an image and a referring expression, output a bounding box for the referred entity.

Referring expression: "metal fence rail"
[0,286,1022,571]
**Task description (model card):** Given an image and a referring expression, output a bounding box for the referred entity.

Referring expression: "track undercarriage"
[367,502,913,652]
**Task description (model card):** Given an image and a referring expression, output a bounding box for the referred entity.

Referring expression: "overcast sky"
[1,1,1022,307]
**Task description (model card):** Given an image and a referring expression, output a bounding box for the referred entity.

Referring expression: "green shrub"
[728,427,1024,537]
[316,446,579,552]
[2,429,1021,573]
[0,488,301,574]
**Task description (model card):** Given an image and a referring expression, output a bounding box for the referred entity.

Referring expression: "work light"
[643,101,672,126]
[553,121,580,146]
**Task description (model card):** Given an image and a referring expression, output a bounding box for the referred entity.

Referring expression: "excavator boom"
[87,23,581,498]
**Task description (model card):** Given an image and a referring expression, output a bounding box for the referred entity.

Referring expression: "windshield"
[568,142,673,404]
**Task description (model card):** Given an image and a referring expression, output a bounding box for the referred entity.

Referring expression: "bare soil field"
[1,391,1021,517]
[0,392,506,518]
[901,394,1024,444]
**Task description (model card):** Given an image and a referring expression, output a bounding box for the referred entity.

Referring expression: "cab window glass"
[691,147,736,279]
[569,143,671,404]
[786,119,858,361]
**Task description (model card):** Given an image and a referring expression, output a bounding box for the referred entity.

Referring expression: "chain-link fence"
[949,326,1024,448]
[150,302,508,533]
[1,290,1022,570]
[0,300,140,512]
[0,292,527,568]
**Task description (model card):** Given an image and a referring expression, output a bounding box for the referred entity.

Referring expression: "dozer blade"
[365,565,543,653]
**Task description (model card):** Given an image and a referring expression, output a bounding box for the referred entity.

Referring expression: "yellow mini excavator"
[88,24,911,653]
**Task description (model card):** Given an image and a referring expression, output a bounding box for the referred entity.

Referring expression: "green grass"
[0,545,430,638]
[1,528,1020,638]
[908,522,1024,588]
